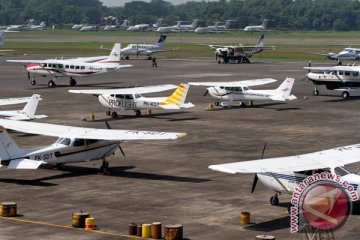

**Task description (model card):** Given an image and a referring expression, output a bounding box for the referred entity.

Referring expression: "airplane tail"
[157,35,167,48]
[256,34,265,47]
[160,83,194,109]
[191,19,199,28]
[153,18,162,28]
[0,126,21,162]
[19,94,47,120]
[39,21,46,27]
[225,20,231,29]
[275,78,297,100]
[98,43,121,65]
[262,19,268,28]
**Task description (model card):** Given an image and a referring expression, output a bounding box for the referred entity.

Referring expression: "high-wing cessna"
[0,94,47,120]
[304,65,360,99]
[0,119,186,173]
[209,144,360,206]
[69,83,194,117]
[204,35,273,63]
[310,47,360,65]
[120,35,167,60]
[243,19,268,32]
[7,43,132,87]
[189,78,296,107]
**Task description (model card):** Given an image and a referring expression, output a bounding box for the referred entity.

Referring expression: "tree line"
[0,0,360,31]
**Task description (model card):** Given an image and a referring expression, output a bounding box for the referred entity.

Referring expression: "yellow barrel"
[164,224,183,240]
[151,222,162,239]
[240,212,250,224]
[72,212,90,228]
[136,225,142,237]
[142,223,151,238]
[128,222,137,235]
[208,103,214,110]
[0,202,17,217]
[89,114,95,121]
[85,217,94,230]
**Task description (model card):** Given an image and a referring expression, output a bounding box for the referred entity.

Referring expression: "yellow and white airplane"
[7,43,132,87]
[0,119,186,173]
[189,78,296,107]
[69,83,194,117]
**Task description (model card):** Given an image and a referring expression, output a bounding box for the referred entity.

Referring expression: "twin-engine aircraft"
[69,83,194,117]
[120,35,167,60]
[209,143,360,206]
[189,78,296,107]
[304,65,360,99]
[0,119,186,174]
[0,94,47,120]
[7,43,132,87]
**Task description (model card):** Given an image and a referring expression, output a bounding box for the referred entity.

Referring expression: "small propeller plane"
[69,83,194,117]
[310,47,360,65]
[304,65,360,99]
[209,143,360,206]
[7,43,132,87]
[0,119,186,173]
[243,19,268,32]
[189,78,296,107]
[0,94,47,120]
[120,35,167,60]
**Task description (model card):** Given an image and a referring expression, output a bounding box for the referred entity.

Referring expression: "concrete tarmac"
[0,56,360,240]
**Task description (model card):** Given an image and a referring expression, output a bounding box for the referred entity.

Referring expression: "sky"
[101,0,217,7]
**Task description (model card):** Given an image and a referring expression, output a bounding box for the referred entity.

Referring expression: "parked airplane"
[195,20,234,34]
[79,25,97,31]
[72,24,84,30]
[120,35,167,59]
[5,19,45,32]
[156,19,198,33]
[243,19,268,32]
[204,35,273,63]
[7,43,132,87]
[209,143,360,206]
[0,94,47,120]
[156,22,181,33]
[103,19,130,31]
[304,65,360,99]
[30,21,46,30]
[310,47,360,65]
[189,78,296,107]
[127,19,162,31]
[0,119,186,173]
[69,83,194,117]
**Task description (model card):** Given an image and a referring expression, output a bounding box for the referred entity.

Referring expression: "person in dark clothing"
[152,56,158,67]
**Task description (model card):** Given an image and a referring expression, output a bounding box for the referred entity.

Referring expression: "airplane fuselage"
[121,44,160,57]
[98,94,167,110]
[208,86,278,102]
[307,69,360,90]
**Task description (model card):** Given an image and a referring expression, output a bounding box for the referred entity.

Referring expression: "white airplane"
[189,78,296,107]
[0,94,47,120]
[204,35,273,64]
[310,47,360,65]
[127,23,150,31]
[209,143,360,206]
[30,21,46,30]
[195,20,234,34]
[156,19,198,33]
[243,19,268,32]
[69,83,194,117]
[304,65,360,99]
[0,119,186,173]
[156,22,181,33]
[120,35,167,59]
[72,24,84,30]
[7,43,132,87]
[79,25,97,31]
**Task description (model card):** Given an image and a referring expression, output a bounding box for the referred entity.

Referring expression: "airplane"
[209,143,360,206]
[79,25,97,31]
[0,94,47,120]
[72,24,84,30]
[127,19,163,31]
[189,78,296,107]
[103,19,130,31]
[243,19,268,32]
[5,19,45,32]
[204,35,273,64]
[156,19,198,33]
[304,65,360,99]
[69,83,194,117]
[7,43,132,87]
[120,35,167,60]
[0,119,186,174]
[310,47,360,65]
[30,21,46,30]
[195,20,234,34]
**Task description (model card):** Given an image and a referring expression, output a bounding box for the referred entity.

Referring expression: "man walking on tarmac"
[152,55,158,67]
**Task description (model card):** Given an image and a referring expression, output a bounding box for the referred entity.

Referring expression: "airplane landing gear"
[54,163,64,170]
[342,91,350,99]
[31,79,36,85]
[313,89,319,96]
[106,110,111,116]
[134,110,141,117]
[270,193,279,206]
[111,111,118,118]
[125,56,129,60]
[48,80,56,87]
[99,159,109,174]
[70,78,77,86]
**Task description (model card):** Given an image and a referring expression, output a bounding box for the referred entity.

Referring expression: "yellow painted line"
[0,216,123,237]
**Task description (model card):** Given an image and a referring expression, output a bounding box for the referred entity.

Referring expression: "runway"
[0,56,360,240]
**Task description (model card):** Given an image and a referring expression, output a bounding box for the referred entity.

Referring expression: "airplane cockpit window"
[58,138,71,146]
[40,63,47,67]
[334,167,350,176]
[73,138,85,147]
[134,94,141,98]
[125,94,134,99]
[115,94,124,98]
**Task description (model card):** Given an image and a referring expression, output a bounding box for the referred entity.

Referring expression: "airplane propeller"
[251,143,267,193]
[105,121,126,157]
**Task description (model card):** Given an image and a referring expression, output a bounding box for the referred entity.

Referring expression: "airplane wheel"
[99,160,109,174]
[111,112,118,118]
[313,89,319,96]
[48,80,56,87]
[31,79,36,85]
[70,79,77,86]
[125,56,129,60]
[217,60,221,64]
[135,110,141,117]
[342,91,350,99]
[270,196,279,206]
[214,101,220,106]
[106,110,111,116]
[148,56,152,60]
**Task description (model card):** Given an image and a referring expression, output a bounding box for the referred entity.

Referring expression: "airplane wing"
[209,143,360,174]
[189,78,277,87]
[66,56,108,63]
[69,84,178,95]
[7,59,45,64]
[0,119,186,140]
[304,66,359,72]
[0,97,31,106]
